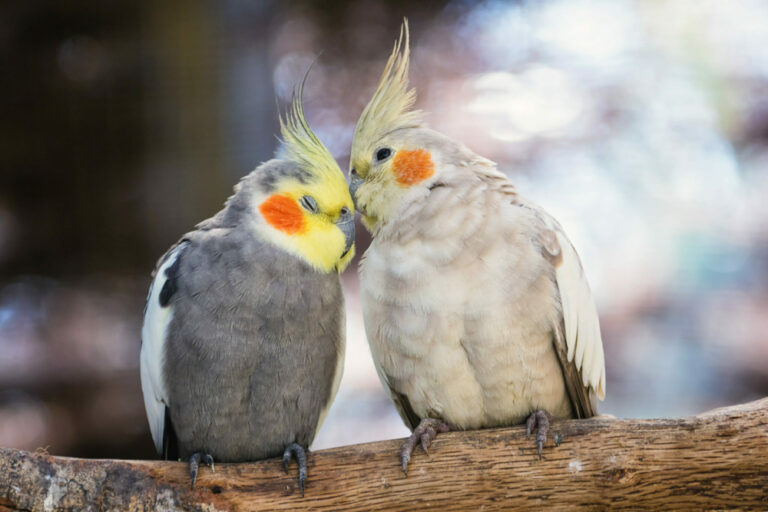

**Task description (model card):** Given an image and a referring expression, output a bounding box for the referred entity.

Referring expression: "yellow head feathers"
[351,20,424,161]
[278,76,342,186]
[255,75,355,274]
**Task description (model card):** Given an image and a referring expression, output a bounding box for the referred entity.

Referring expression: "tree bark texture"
[1,398,766,511]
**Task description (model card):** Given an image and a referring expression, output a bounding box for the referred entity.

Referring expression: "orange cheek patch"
[393,149,435,186]
[259,194,305,234]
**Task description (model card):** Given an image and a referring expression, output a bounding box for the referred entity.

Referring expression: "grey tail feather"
[163,407,179,460]
[394,389,422,431]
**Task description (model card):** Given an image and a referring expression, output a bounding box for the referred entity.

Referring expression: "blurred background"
[1,0,767,459]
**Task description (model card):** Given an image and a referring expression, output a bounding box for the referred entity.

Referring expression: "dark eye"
[340,206,350,215]
[375,148,392,162]
[299,195,318,213]
[350,168,357,176]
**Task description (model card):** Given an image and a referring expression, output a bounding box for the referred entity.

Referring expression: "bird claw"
[282,443,308,497]
[399,418,451,476]
[525,410,554,460]
[203,454,215,473]
[189,452,215,489]
[420,426,437,455]
[282,449,291,475]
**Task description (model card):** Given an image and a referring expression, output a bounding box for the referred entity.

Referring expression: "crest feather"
[352,19,424,160]
[278,69,340,182]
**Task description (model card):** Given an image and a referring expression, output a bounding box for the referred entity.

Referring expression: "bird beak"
[337,209,355,258]
[348,173,363,211]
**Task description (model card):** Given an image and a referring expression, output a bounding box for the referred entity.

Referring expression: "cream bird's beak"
[348,173,362,211]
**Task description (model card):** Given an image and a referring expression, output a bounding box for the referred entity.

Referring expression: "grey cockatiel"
[140,88,355,494]
[348,22,606,474]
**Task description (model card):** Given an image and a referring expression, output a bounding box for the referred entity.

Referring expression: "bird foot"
[189,452,215,489]
[400,418,451,476]
[525,410,554,459]
[282,443,308,497]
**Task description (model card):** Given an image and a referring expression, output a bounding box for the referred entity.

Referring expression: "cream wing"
[532,208,606,417]
[554,230,606,401]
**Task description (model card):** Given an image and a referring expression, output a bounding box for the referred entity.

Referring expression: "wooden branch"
[1,399,767,511]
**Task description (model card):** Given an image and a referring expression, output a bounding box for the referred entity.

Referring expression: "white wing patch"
[140,243,186,454]
[554,231,606,400]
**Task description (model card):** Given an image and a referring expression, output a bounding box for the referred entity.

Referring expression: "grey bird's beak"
[348,173,362,211]
[337,208,355,258]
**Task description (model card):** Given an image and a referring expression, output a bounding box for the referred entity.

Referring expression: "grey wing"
[140,241,189,454]
[531,208,606,418]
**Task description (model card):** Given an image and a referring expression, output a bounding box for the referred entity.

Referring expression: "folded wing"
[140,241,188,454]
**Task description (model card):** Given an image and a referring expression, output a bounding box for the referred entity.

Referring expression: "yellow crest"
[278,70,342,185]
[351,19,424,160]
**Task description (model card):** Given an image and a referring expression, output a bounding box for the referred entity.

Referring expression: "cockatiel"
[348,22,606,474]
[140,83,354,494]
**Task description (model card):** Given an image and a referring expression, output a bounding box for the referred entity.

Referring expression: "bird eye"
[299,195,318,213]
[340,206,350,215]
[375,148,392,162]
[350,168,357,176]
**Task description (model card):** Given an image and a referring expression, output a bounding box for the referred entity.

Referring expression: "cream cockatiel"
[348,22,606,473]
